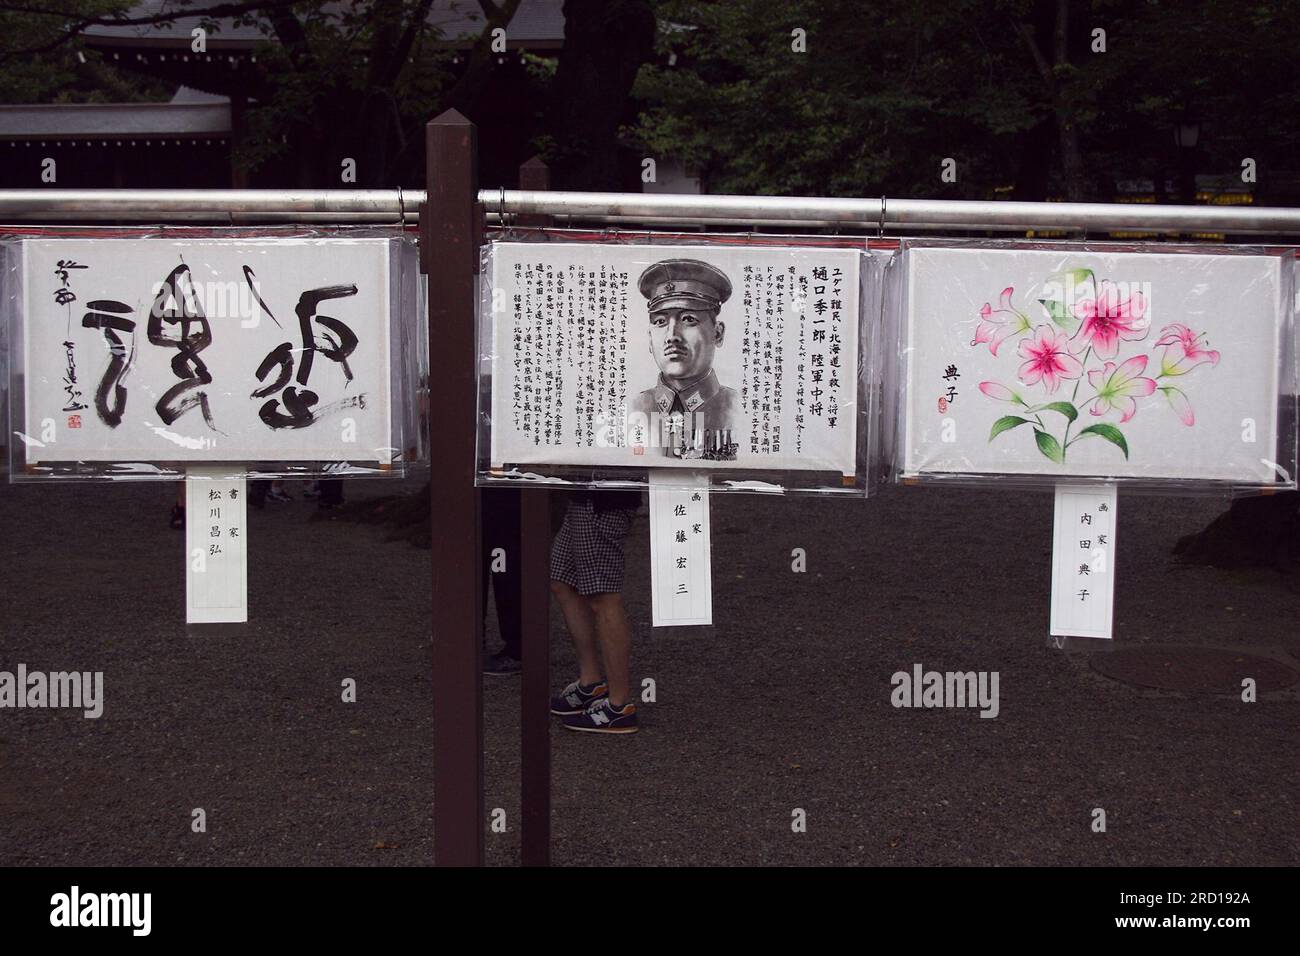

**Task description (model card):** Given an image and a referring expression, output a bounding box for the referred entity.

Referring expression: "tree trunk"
[1011,118,1056,201]
[1052,0,1085,201]
[546,0,657,190]
[1015,0,1086,202]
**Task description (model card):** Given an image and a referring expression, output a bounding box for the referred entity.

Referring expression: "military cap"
[637,259,732,314]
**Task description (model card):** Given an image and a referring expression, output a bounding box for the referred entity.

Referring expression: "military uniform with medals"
[629,260,740,461]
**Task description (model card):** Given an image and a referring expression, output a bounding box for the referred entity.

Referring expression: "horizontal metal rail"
[482,190,1300,235]
[0,189,421,222]
[3,188,1300,236]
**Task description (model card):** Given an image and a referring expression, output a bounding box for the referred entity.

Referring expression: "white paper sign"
[186,467,247,623]
[899,243,1291,483]
[18,237,397,463]
[648,471,712,626]
[485,242,862,475]
[1050,484,1116,640]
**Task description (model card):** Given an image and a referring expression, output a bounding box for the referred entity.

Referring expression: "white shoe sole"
[563,723,638,734]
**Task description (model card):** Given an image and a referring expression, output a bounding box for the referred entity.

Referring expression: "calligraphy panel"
[9,236,406,466]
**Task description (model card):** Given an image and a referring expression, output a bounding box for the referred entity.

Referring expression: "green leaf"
[1027,401,1078,422]
[1033,429,1065,463]
[1037,268,1094,333]
[1037,297,1079,332]
[1075,423,1130,459]
[989,415,1032,441]
[1047,268,1097,299]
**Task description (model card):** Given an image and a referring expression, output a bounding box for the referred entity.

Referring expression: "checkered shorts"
[550,499,637,596]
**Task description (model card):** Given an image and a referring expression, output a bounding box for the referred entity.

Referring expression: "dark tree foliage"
[0,0,530,186]
[632,0,1300,202]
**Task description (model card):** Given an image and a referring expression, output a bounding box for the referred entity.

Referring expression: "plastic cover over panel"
[885,238,1297,494]
[2,226,426,482]
[475,231,888,495]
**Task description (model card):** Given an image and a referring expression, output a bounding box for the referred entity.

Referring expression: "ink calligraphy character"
[252,283,362,429]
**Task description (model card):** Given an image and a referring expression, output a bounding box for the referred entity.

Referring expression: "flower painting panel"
[899,243,1293,484]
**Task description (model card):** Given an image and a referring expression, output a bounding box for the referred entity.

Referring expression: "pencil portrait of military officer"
[628,258,740,461]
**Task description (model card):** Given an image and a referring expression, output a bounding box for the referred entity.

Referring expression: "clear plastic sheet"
[2,226,426,482]
[885,238,1298,494]
[474,229,887,495]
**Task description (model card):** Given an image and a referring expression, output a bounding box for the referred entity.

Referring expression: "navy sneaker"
[563,698,638,734]
[483,651,521,676]
[550,679,608,716]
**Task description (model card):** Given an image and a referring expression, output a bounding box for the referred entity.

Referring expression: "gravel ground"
[1,476,1296,867]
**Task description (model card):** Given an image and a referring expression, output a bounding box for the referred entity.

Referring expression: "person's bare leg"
[550,580,602,685]
[589,592,631,707]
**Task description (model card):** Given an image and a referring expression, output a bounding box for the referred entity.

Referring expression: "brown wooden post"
[517,155,553,867]
[427,109,484,866]
[229,93,249,189]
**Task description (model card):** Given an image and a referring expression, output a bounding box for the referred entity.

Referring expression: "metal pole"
[7,185,1300,234]
[8,188,1300,235]
[516,155,553,868]
[427,110,484,867]
[478,189,1300,235]
[0,188,422,222]
[481,189,883,225]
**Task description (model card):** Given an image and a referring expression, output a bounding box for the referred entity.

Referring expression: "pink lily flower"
[1161,385,1195,426]
[972,287,1031,357]
[1086,355,1158,423]
[1069,280,1150,360]
[1154,323,1220,376]
[1016,325,1083,395]
[978,381,1024,404]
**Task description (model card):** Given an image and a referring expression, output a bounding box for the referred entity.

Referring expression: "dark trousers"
[481,487,522,658]
[249,478,269,508]
[318,479,344,505]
